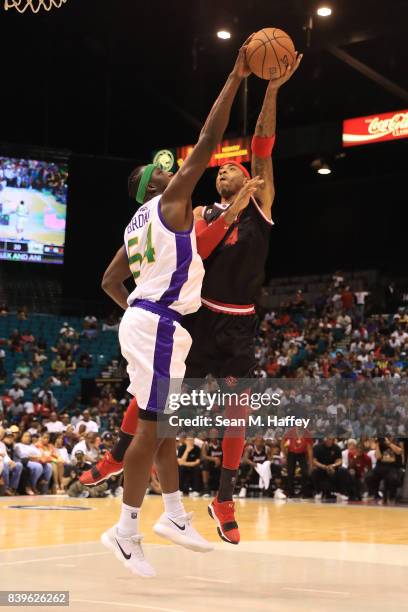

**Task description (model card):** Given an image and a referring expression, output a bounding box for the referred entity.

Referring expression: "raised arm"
[251,54,302,219]
[161,37,253,232]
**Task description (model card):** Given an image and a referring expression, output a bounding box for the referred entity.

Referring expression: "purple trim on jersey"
[130,299,182,323]
[146,317,176,412]
[159,233,193,307]
[158,199,193,235]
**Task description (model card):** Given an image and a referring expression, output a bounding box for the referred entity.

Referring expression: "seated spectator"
[177,435,202,496]
[71,432,100,464]
[200,428,222,497]
[66,450,107,498]
[51,355,66,375]
[348,444,372,501]
[13,361,31,389]
[9,329,22,353]
[21,330,35,347]
[0,303,9,316]
[239,435,275,498]
[14,431,52,495]
[45,412,64,434]
[8,383,24,405]
[35,432,60,494]
[102,313,120,332]
[0,429,23,495]
[74,409,99,434]
[65,356,77,373]
[83,315,98,339]
[30,362,44,381]
[312,436,352,501]
[59,322,77,339]
[367,436,403,504]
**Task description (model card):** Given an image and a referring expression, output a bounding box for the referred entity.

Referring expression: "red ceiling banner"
[343,109,408,147]
[176,136,251,168]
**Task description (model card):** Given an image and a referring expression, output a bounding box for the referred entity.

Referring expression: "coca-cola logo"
[366,112,408,136]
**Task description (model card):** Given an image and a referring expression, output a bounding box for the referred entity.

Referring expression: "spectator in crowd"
[45,412,64,434]
[281,425,313,498]
[177,435,202,496]
[66,450,107,498]
[312,436,351,501]
[14,431,52,495]
[8,383,24,404]
[347,444,372,501]
[74,409,98,434]
[54,434,70,492]
[239,435,271,498]
[71,432,100,463]
[200,428,222,498]
[51,355,66,375]
[35,432,61,493]
[83,315,98,339]
[368,436,404,504]
[0,429,23,495]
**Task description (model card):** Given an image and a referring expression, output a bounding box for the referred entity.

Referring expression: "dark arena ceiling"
[1,0,408,159]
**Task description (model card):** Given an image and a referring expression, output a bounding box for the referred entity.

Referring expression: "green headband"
[136,164,158,204]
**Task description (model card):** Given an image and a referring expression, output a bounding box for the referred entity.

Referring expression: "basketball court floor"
[1,495,408,612]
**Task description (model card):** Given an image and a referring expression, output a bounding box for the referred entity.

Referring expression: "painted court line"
[0,551,110,566]
[282,587,350,596]
[184,575,232,584]
[72,600,186,612]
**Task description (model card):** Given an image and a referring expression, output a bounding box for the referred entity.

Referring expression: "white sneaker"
[274,488,287,500]
[314,492,323,501]
[337,494,349,502]
[101,525,156,578]
[189,491,201,498]
[153,512,213,553]
[203,492,211,499]
[238,487,247,498]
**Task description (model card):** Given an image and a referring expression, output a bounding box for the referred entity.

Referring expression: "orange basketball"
[246,28,296,80]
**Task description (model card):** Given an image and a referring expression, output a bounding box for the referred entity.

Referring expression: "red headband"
[219,160,251,179]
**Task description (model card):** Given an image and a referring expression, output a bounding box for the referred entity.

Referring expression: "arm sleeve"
[195,215,230,260]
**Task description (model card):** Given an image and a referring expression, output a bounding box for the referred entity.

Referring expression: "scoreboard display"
[0,238,64,264]
[0,156,68,265]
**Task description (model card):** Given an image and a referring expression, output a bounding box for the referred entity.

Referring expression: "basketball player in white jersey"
[99,38,254,577]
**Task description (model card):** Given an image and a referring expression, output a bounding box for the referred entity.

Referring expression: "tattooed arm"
[251,54,303,219]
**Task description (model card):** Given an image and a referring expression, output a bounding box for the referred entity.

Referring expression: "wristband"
[251,134,276,158]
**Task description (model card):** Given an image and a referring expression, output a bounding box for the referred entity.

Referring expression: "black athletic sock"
[217,467,238,503]
[111,431,133,462]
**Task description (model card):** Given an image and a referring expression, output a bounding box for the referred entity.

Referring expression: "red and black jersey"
[201,199,272,305]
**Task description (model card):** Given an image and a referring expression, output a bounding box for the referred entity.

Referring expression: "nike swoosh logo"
[168,518,186,531]
[116,539,131,559]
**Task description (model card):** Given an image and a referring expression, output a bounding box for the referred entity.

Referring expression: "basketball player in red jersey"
[81,54,302,546]
[187,54,302,544]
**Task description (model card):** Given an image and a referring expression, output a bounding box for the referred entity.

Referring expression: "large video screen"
[0,156,68,265]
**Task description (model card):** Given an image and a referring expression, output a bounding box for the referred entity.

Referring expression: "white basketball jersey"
[124,195,204,316]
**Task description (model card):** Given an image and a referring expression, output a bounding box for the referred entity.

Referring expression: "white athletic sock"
[117,503,140,537]
[162,490,185,519]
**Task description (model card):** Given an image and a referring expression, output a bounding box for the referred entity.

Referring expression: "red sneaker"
[208,497,240,545]
[79,452,123,486]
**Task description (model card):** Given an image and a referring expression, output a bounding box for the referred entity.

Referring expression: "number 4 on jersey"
[127,223,156,279]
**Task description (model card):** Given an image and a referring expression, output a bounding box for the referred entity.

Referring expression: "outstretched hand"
[268,52,303,89]
[231,33,255,79]
[224,176,264,224]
